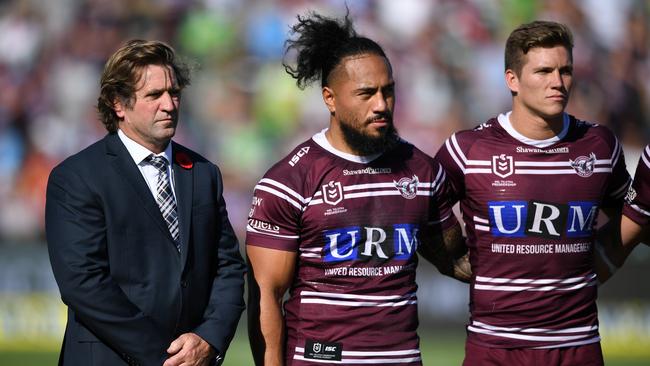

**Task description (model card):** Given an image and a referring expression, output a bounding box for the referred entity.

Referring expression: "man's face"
[507,45,573,121]
[329,54,397,155]
[115,64,180,153]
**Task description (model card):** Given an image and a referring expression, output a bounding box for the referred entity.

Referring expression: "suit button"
[181,280,188,288]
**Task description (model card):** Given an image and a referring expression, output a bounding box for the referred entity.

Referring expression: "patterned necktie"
[148,155,180,252]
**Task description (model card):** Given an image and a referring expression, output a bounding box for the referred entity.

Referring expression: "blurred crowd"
[0,0,648,243]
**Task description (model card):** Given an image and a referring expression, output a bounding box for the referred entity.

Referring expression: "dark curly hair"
[97,40,190,133]
[283,10,389,89]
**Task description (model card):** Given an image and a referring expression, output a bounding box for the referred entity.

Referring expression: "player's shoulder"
[259,136,326,187]
[448,117,501,144]
[569,115,620,151]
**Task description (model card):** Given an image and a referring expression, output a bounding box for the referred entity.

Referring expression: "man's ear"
[322,87,335,116]
[505,69,519,94]
[113,99,126,119]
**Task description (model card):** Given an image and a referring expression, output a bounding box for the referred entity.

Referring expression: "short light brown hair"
[505,20,574,76]
[97,40,190,133]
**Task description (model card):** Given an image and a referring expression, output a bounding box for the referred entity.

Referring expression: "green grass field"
[2,327,649,366]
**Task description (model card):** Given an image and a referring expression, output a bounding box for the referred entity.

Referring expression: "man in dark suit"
[45,40,245,366]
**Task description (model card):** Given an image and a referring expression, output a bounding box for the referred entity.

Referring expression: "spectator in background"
[45,40,245,366]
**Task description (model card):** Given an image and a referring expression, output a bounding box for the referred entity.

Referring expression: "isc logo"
[488,200,598,238]
[323,224,418,262]
[288,146,310,167]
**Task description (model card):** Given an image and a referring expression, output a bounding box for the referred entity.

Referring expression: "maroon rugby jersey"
[624,145,650,226]
[435,112,630,349]
[246,129,456,365]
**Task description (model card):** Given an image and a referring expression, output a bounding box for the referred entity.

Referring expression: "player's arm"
[594,206,633,284]
[247,245,297,366]
[419,222,471,283]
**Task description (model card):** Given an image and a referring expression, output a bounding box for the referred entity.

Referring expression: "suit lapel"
[172,143,193,271]
[105,134,176,245]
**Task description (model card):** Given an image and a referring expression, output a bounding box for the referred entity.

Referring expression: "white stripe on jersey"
[468,320,598,343]
[300,290,417,307]
[246,225,300,239]
[293,355,421,364]
[629,204,650,218]
[642,146,650,168]
[293,347,421,364]
[308,190,437,206]
[259,178,307,203]
[473,216,489,224]
[312,181,442,196]
[295,348,421,356]
[610,176,632,199]
[533,336,601,349]
[254,184,303,210]
[474,274,596,292]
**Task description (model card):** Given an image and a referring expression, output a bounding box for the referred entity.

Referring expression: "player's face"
[115,64,181,153]
[329,54,396,154]
[507,45,573,122]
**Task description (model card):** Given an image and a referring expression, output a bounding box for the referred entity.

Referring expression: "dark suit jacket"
[45,133,246,366]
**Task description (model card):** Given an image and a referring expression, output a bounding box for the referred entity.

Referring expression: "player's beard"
[339,115,399,156]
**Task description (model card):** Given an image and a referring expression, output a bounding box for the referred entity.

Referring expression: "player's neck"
[325,122,359,156]
[509,107,565,141]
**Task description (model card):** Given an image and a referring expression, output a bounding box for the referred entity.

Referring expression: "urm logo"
[323,224,419,262]
[488,200,598,239]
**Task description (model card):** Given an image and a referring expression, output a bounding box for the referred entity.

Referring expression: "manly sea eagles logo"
[625,186,637,204]
[570,153,596,177]
[492,154,514,178]
[394,175,419,199]
[322,181,344,205]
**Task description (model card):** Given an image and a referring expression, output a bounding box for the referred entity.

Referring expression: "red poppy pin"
[176,152,193,169]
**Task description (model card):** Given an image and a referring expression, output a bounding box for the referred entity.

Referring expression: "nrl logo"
[312,342,322,353]
[492,154,514,178]
[322,181,344,205]
[394,175,419,199]
[570,153,596,177]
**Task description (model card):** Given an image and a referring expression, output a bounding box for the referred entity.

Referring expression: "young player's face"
[507,45,573,122]
[331,54,396,153]
[115,64,181,153]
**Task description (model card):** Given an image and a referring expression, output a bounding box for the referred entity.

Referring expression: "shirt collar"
[117,129,173,166]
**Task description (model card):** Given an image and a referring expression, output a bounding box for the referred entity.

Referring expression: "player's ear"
[322,86,335,116]
[505,69,519,94]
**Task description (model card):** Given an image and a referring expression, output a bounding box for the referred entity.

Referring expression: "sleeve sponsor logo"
[288,146,310,167]
[570,153,596,177]
[487,200,598,239]
[247,218,280,234]
[249,196,263,217]
[393,175,419,199]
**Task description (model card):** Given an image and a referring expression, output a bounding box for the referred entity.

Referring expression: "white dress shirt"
[117,129,176,199]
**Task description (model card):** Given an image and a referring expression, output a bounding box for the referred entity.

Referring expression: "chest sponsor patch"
[304,339,342,361]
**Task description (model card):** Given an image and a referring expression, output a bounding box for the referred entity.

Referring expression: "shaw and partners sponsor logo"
[516,146,570,154]
[288,146,310,167]
[487,200,598,239]
[343,167,392,175]
[323,224,419,262]
[247,218,280,234]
